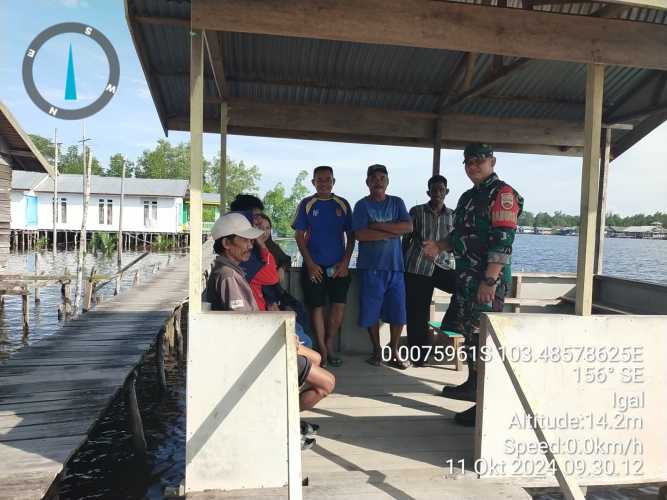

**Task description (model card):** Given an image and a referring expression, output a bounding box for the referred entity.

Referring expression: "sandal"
[327,354,343,367]
[388,357,411,370]
[301,436,316,450]
[365,351,382,367]
[301,420,319,437]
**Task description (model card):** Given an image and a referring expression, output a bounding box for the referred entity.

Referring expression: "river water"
[1,235,666,499]
[0,250,179,361]
[279,234,667,285]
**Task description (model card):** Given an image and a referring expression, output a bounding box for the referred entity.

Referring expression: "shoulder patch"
[304,196,318,215]
[332,194,348,215]
[491,186,519,229]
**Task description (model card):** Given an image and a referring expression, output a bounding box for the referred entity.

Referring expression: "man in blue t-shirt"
[293,166,355,368]
[352,164,413,369]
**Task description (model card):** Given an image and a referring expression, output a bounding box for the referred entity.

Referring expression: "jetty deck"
[0,256,188,500]
[195,354,530,500]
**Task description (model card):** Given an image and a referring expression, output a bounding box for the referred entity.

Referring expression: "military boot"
[454,405,476,427]
[441,355,476,402]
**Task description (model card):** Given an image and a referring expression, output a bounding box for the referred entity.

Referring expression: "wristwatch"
[483,275,500,287]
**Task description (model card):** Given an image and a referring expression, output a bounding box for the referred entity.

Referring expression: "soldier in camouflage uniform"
[423,143,523,427]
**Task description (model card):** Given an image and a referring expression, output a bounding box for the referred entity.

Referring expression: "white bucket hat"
[211,212,264,240]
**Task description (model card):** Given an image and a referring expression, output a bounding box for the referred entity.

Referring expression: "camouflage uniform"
[447,172,524,348]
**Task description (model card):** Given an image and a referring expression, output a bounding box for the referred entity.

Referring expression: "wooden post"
[74,126,92,315]
[174,305,183,363]
[511,274,523,313]
[432,116,442,175]
[83,266,96,312]
[126,370,147,457]
[189,28,205,314]
[34,254,41,304]
[575,64,604,316]
[156,328,167,397]
[63,268,72,319]
[22,288,29,333]
[53,129,59,259]
[220,102,228,213]
[594,127,612,275]
[118,159,125,269]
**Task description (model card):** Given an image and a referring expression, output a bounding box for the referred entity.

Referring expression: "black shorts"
[300,266,351,308]
[298,354,311,386]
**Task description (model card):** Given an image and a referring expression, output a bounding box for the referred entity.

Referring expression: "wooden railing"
[0,252,179,332]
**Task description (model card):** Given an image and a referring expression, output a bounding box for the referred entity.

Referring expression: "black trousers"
[405,267,458,362]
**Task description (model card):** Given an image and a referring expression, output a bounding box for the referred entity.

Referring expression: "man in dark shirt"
[402,175,457,366]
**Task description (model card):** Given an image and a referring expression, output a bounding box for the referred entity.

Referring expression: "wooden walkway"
[0,256,189,500]
[196,353,531,499]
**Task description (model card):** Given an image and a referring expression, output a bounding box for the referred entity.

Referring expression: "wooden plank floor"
[0,256,189,500]
[196,353,531,499]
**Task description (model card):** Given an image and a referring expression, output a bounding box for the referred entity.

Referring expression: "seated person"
[252,213,314,345]
[206,212,334,447]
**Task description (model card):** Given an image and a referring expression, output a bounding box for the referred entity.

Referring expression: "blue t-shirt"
[292,194,352,267]
[352,195,410,271]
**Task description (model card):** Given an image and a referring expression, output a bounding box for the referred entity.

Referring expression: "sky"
[1,0,666,216]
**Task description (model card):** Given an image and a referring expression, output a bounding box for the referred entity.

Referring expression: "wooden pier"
[193,354,531,500]
[0,255,189,499]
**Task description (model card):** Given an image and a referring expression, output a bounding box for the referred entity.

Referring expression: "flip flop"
[301,420,319,436]
[327,355,343,367]
[388,358,411,370]
[365,353,382,367]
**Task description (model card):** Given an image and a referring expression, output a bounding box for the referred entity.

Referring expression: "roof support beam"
[611,108,667,158]
[576,63,605,316]
[203,30,227,99]
[134,15,190,28]
[188,29,204,315]
[191,0,667,70]
[440,58,532,113]
[8,149,36,158]
[167,99,587,154]
[529,0,664,8]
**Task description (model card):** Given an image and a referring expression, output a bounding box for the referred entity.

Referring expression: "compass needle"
[65,42,78,101]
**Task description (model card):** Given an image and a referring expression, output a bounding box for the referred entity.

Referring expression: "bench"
[427,320,465,371]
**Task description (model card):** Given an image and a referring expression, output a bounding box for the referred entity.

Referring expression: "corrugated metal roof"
[126,0,667,157]
[13,174,189,197]
[0,102,54,175]
[10,171,47,191]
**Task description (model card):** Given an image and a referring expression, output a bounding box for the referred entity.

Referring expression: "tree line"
[29,134,309,237]
[30,134,664,234]
[519,210,667,228]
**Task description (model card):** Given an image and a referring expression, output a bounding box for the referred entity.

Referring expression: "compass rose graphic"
[22,22,120,120]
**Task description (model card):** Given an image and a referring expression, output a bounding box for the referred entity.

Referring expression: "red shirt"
[249,247,279,310]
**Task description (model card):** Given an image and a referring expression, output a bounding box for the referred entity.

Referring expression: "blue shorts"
[358,270,407,327]
[296,322,313,348]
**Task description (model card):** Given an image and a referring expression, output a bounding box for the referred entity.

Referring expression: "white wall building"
[11,172,188,234]
[1,102,54,270]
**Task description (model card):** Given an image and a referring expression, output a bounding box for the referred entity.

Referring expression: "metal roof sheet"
[0,102,54,175]
[126,0,667,158]
[16,174,189,197]
[10,171,48,191]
